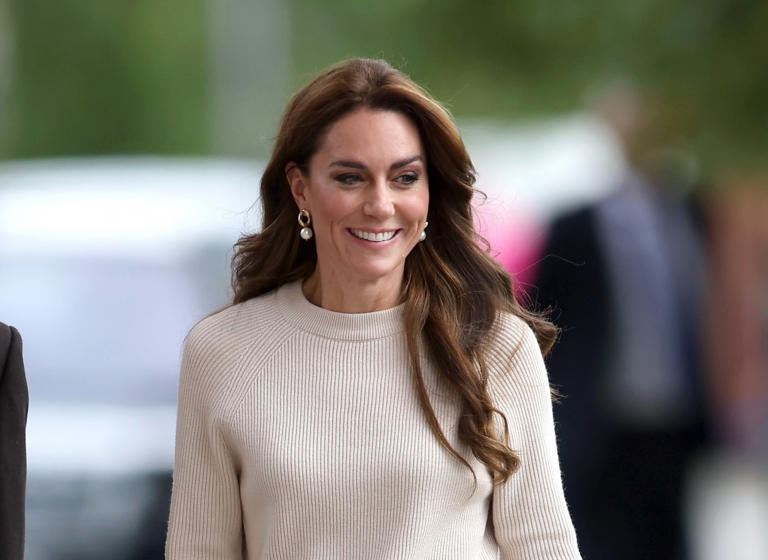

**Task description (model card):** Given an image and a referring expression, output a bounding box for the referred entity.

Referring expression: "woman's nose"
[362,180,395,218]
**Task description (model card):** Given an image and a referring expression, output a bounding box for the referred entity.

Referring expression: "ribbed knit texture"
[166,280,581,559]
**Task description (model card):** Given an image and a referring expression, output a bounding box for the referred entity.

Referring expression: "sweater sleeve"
[489,321,581,560]
[166,328,244,560]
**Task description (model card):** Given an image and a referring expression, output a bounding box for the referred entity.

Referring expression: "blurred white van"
[0,157,262,560]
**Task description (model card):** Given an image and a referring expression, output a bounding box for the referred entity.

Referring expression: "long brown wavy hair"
[232,58,556,484]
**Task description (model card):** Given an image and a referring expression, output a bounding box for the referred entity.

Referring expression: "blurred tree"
[4,0,208,158]
[290,0,767,181]
[0,0,12,157]
[628,0,768,180]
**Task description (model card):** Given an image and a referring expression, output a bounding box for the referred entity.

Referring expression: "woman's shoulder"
[486,311,548,388]
[184,289,281,357]
[178,289,292,398]
[488,311,534,358]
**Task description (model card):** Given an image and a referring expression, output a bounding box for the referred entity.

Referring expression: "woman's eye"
[397,173,418,186]
[335,173,362,185]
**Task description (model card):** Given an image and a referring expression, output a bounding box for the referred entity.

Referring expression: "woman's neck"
[302,269,403,313]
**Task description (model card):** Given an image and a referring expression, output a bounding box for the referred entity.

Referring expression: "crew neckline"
[275,280,406,340]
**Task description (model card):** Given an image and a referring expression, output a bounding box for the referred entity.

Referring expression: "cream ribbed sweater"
[166,280,581,559]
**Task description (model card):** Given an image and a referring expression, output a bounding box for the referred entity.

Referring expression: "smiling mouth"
[349,228,398,242]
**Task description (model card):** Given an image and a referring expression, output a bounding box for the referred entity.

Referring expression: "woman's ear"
[285,162,310,210]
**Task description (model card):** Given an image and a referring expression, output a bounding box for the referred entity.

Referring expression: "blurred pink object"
[474,200,545,297]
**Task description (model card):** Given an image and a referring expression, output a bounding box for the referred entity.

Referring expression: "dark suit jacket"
[533,206,615,504]
[0,322,28,560]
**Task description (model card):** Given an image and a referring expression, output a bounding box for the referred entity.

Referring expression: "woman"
[166,58,581,559]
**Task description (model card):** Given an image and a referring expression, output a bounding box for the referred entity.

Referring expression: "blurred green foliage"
[291,0,768,177]
[2,0,766,177]
[5,0,208,158]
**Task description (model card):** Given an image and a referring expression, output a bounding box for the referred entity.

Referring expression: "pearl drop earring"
[419,221,428,242]
[298,209,313,240]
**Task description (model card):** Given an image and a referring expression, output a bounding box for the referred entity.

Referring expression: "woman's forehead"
[312,108,424,165]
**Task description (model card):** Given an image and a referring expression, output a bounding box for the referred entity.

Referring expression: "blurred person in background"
[533,81,712,559]
[166,58,582,559]
[1,321,28,560]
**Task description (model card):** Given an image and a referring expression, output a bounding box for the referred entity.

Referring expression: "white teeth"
[351,229,396,242]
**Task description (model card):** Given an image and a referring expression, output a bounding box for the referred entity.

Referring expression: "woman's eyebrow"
[329,159,366,169]
[328,155,423,170]
[389,155,422,170]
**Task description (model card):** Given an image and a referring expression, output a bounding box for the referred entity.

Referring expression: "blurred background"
[0,1,766,558]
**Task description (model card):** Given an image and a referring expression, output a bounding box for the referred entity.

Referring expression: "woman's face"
[288,108,429,292]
